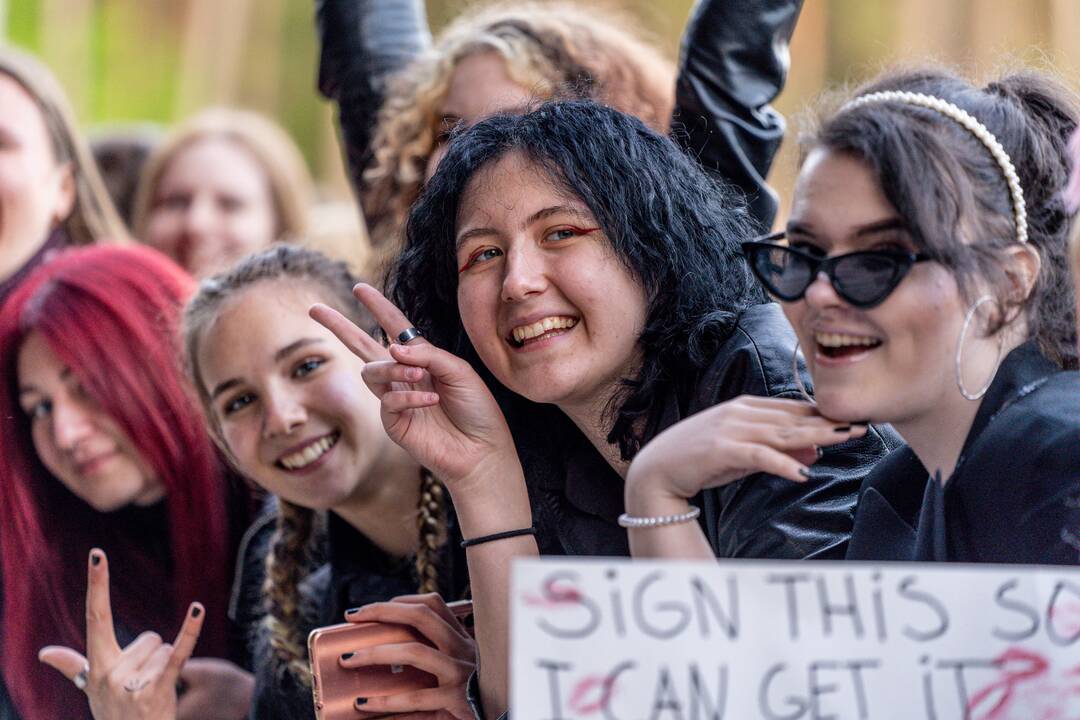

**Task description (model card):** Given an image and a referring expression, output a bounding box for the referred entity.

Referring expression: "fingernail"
[191,606,202,618]
[341,652,355,661]
[345,607,361,616]
[798,467,811,479]
[833,425,851,433]
[355,697,368,706]
[407,367,422,380]
[815,446,824,459]
[90,552,101,566]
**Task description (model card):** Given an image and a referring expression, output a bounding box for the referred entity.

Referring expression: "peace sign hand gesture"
[38,549,203,720]
[310,283,521,488]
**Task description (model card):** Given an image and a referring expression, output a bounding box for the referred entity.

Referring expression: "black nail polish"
[815,446,824,459]
[341,652,355,661]
[355,697,368,706]
[191,606,202,618]
[833,425,851,433]
[91,553,101,566]
[345,607,361,616]
[798,467,811,478]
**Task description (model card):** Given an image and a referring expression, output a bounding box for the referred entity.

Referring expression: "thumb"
[38,646,88,683]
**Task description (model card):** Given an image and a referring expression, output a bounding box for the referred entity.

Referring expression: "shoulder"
[961,371,1080,500]
[693,302,803,408]
[968,371,1080,473]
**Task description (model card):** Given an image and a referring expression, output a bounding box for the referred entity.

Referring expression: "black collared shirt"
[847,342,1080,564]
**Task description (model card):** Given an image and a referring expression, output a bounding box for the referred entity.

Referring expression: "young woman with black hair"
[311,99,897,716]
[625,67,1080,566]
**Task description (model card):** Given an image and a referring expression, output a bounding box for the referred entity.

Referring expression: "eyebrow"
[786,217,905,238]
[455,204,594,250]
[16,366,72,399]
[209,338,325,400]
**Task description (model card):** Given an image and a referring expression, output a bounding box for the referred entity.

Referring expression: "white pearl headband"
[841,90,1029,245]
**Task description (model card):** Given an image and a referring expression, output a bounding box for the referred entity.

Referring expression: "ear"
[1001,243,1041,304]
[51,162,77,226]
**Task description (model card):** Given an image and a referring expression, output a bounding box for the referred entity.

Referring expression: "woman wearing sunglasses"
[625,67,1080,566]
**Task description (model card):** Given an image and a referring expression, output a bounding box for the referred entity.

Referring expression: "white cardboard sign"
[510,558,1080,720]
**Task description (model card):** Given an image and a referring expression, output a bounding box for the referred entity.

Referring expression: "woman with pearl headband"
[625,66,1080,565]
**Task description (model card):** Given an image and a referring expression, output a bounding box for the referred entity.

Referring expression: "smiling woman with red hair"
[0,245,247,719]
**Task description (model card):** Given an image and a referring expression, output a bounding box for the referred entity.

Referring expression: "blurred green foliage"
[3,0,1076,206]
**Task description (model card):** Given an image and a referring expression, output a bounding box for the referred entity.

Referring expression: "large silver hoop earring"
[955,294,1004,401]
[792,341,816,405]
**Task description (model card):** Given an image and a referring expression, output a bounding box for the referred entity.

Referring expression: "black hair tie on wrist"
[460,527,537,548]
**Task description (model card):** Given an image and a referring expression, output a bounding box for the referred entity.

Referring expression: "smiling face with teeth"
[454,152,648,412]
[195,280,393,511]
[780,149,1006,426]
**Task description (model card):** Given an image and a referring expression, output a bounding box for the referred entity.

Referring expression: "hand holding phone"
[309,596,476,719]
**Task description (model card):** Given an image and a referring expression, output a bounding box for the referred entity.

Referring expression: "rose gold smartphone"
[308,600,473,719]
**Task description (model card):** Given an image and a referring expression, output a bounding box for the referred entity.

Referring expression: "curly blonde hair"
[362,0,674,265]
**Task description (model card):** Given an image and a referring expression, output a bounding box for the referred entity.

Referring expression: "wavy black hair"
[387,99,765,459]
[803,67,1079,369]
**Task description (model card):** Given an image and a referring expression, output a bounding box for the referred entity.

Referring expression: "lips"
[75,451,119,477]
[506,315,579,348]
[275,431,340,471]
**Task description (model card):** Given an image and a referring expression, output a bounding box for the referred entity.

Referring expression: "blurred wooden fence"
[4,0,1080,217]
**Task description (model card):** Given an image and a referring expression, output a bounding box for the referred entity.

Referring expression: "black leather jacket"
[315,0,802,230]
[515,302,900,562]
[847,342,1080,564]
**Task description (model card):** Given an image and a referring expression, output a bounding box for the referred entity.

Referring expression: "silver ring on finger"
[73,663,89,691]
[397,326,423,344]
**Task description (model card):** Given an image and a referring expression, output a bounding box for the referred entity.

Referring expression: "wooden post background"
[3,0,1080,213]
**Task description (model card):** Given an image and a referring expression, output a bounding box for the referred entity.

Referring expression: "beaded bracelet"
[617,506,701,529]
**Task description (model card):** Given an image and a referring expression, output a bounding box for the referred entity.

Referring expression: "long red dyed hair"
[0,245,233,718]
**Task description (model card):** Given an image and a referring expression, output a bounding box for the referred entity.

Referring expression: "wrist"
[447,458,533,540]
[625,468,692,518]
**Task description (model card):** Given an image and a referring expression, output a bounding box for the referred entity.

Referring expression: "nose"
[182,195,216,237]
[500,244,548,303]
[803,270,844,308]
[261,386,307,439]
[51,398,94,452]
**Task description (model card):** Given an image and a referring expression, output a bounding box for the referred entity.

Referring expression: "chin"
[811,387,876,423]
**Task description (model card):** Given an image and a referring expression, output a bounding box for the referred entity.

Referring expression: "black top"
[315,0,800,230]
[847,342,1080,564]
[232,498,469,720]
[0,229,66,306]
[522,303,900,561]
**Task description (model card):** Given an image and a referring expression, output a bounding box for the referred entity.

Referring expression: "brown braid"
[414,469,448,595]
[263,500,318,686]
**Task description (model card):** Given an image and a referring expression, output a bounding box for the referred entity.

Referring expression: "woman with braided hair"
[180,244,472,718]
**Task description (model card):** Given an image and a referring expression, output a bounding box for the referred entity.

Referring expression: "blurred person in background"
[316,0,798,270]
[131,108,315,279]
[91,125,161,227]
[2,246,252,719]
[0,46,127,304]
